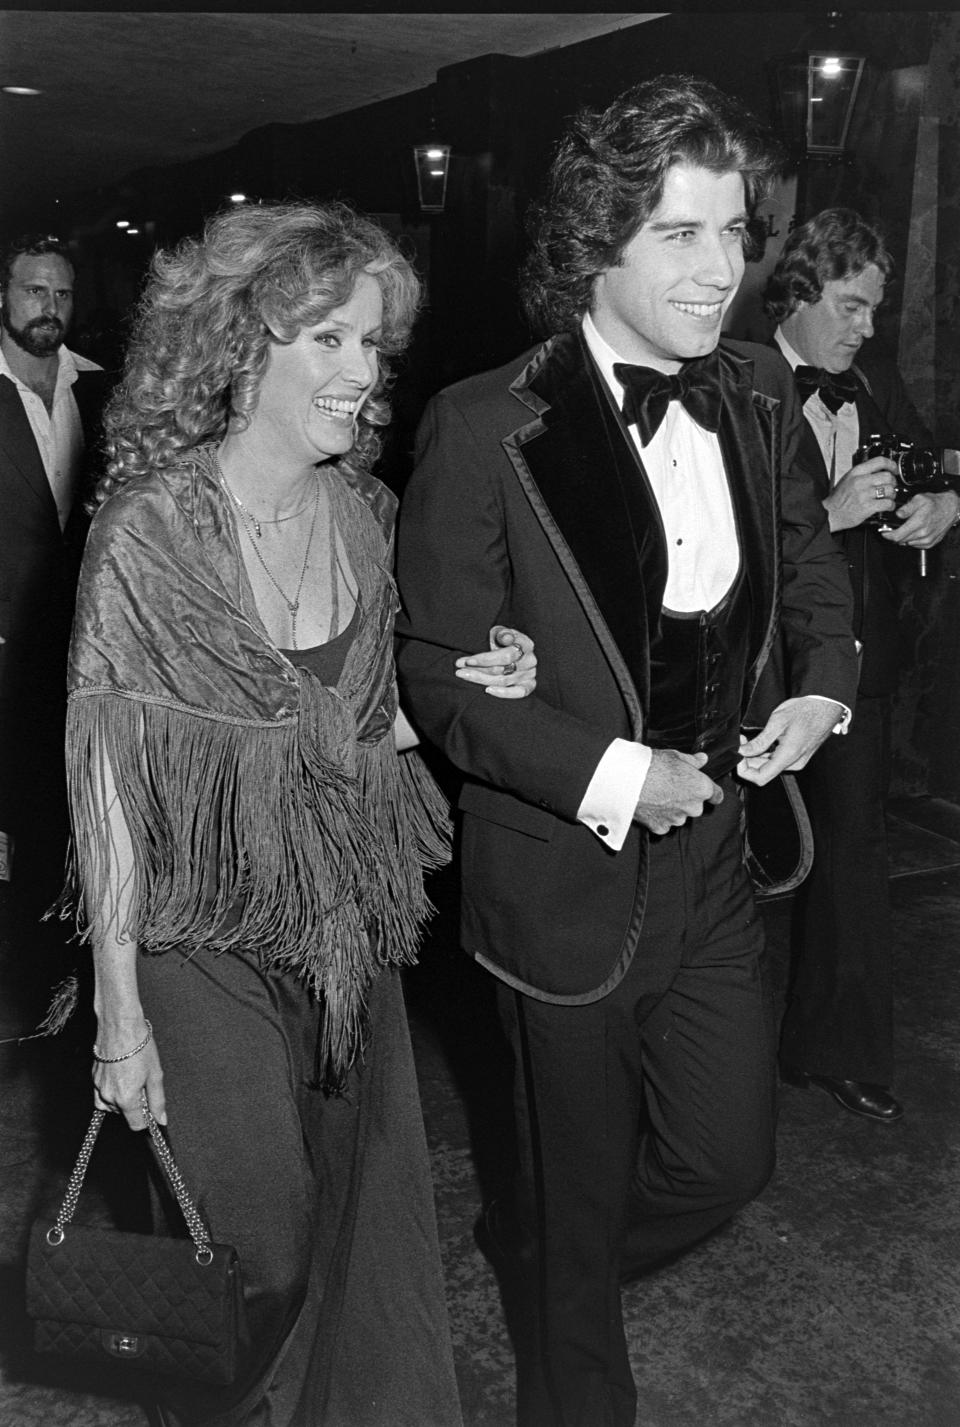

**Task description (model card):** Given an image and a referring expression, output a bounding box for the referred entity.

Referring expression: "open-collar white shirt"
[0,342,102,531]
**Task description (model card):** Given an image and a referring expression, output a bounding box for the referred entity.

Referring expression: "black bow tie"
[794,364,859,414]
[613,353,723,447]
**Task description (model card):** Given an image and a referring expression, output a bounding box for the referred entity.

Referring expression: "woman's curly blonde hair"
[96,200,421,504]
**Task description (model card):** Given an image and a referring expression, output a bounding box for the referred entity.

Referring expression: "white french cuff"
[577,738,652,851]
[805,693,853,735]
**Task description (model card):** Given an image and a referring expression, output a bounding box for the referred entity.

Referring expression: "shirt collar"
[773,327,806,372]
[581,311,632,404]
[0,342,94,395]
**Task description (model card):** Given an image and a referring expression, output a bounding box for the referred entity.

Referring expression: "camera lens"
[899,449,939,486]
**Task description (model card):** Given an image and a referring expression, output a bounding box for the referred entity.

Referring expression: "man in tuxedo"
[0,233,112,921]
[764,208,960,1123]
[396,76,858,1427]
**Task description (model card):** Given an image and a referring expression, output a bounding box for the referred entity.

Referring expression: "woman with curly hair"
[59,200,534,1427]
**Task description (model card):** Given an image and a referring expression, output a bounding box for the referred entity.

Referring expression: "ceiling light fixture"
[770,11,865,159]
[2,85,43,96]
[413,142,451,214]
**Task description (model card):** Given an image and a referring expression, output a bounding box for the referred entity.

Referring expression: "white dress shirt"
[773,329,860,484]
[0,343,102,530]
[575,315,740,850]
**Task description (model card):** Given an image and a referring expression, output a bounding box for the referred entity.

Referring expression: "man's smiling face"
[590,163,748,372]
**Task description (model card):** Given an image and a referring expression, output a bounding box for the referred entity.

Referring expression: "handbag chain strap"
[46,1095,215,1267]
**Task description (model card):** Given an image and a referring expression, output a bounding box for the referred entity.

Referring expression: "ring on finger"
[875,484,886,499]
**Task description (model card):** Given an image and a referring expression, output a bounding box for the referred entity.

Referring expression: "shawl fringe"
[55,681,450,1084]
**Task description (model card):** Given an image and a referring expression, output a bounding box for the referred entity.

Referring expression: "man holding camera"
[763,207,960,1122]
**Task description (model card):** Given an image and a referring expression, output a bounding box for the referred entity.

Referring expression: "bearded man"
[0,233,112,916]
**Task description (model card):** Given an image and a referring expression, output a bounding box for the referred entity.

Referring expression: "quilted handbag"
[25,1095,244,1385]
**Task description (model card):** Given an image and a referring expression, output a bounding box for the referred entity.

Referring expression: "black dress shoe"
[781,1067,903,1122]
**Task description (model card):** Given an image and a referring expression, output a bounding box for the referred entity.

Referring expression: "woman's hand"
[93,1017,166,1131]
[455,625,537,699]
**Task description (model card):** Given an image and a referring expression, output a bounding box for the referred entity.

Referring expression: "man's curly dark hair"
[0,232,73,293]
[520,73,784,337]
[762,207,893,325]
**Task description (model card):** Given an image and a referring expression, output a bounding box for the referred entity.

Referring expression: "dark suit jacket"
[395,332,858,1003]
[786,342,933,695]
[0,362,113,827]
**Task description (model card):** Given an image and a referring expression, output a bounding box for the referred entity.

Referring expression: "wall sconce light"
[413,141,451,213]
[771,13,865,158]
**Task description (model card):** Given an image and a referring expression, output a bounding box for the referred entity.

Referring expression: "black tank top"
[279,602,360,686]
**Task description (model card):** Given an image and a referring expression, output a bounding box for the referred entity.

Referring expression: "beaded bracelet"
[92,1018,153,1064]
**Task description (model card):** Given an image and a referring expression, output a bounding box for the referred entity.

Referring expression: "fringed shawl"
[58,445,450,1083]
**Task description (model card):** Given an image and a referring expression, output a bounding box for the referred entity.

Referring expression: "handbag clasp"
[102,1329,145,1359]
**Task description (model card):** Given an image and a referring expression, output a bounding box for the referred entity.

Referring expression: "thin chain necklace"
[217,458,321,649]
[220,481,314,538]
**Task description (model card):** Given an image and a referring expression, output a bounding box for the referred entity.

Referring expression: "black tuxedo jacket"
[786,343,933,695]
[396,332,858,1002]
[0,363,113,825]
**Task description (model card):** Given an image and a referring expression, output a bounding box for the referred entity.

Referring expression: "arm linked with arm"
[394,392,614,822]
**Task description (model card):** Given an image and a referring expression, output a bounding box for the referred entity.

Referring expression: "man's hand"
[881,489,960,549]
[823,455,898,532]
[633,749,723,836]
[737,697,844,786]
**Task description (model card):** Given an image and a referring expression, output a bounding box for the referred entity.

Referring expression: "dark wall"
[60,11,943,392]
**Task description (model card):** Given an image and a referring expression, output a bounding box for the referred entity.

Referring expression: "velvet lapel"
[714,344,779,699]
[853,379,894,442]
[502,332,660,727]
[0,374,58,518]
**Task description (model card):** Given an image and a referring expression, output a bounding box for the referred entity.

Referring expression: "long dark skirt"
[136,947,462,1427]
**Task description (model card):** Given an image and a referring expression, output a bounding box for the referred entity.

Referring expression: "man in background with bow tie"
[764,208,960,1124]
[396,75,858,1427]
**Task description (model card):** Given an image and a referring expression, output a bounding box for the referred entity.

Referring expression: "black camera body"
[854,433,960,505]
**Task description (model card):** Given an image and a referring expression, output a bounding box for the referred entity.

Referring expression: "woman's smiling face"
[252,270,383,466]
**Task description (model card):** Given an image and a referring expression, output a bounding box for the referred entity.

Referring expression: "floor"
[1,796,959,1427]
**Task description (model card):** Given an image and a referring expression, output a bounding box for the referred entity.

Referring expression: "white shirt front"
[0,343,102,530]
[584,311,740,611]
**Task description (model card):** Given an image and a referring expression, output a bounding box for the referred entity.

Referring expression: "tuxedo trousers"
[495,785,777,1427]
[780,693,894,1084]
